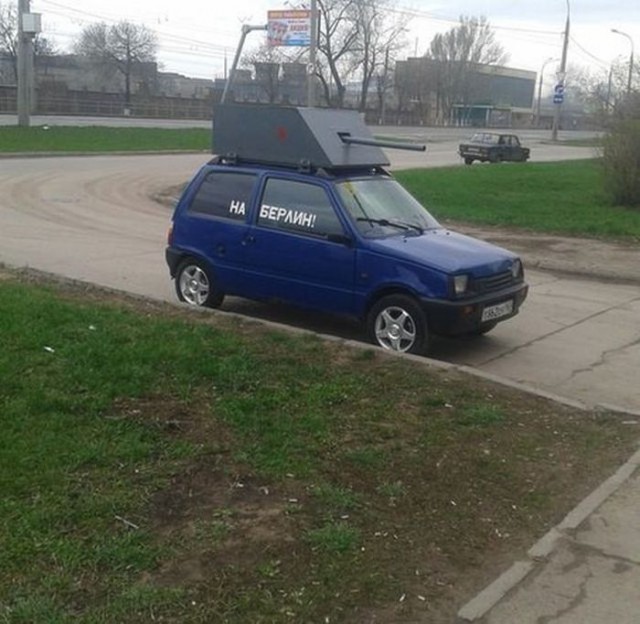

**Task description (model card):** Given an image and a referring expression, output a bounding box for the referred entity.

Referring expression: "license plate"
[481,300,514,322]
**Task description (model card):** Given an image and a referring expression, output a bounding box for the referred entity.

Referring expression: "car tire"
[175,257,224,308]
[367,294,429,355]
[464,157,474,165]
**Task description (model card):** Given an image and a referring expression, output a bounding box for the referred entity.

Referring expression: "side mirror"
[326,233,353,246]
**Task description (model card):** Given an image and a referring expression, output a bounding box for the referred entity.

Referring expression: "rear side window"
[189,171,256,221]
[257,178,344,237]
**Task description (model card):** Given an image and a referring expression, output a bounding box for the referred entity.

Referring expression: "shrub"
[602,118,640,209]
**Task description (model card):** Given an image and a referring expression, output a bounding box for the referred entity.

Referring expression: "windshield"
[337,178,440,238]
[471,133,498,144]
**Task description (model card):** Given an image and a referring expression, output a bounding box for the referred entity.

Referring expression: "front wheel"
[464,157,474,165]
[367,295,429,355]
[175,258,224,308]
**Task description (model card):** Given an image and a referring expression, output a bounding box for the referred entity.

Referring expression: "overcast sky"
[31,0,640,84]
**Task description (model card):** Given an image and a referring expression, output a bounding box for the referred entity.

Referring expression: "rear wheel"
[175,258,224,308]
[367,295,429,355]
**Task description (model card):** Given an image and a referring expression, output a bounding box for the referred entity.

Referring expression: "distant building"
[158,72,213,99]
[394,57,537,127]
[214,62,309,106]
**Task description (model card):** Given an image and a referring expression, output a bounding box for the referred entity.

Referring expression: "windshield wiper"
[392,220,424,235]
[356,218,423,235]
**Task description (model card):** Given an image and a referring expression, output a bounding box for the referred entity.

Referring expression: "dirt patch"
[452,222,640,286]
[111,382,636,622]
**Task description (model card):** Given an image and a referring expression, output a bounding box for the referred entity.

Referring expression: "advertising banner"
[267,10,311,47]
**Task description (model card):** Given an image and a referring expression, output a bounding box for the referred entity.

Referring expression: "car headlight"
[511,259,523,279]
[453,274,469,296]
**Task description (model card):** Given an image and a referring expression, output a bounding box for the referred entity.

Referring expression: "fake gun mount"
[213,105,427,171]
[338,132,426,153]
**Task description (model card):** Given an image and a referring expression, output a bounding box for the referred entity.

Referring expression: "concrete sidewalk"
[458,448,640,623]
[454,228,640,622]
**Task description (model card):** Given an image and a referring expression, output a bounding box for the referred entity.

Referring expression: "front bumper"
[420,282,529,336]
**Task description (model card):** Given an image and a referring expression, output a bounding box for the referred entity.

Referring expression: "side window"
[189,171,256,221]
[257,178,345,238]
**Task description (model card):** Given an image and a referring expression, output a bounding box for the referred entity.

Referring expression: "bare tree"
[316,0,361,108]
[74,21,157,107]
[427,15,508,123]
[0,1,56,83]
[568,62,630,124]
[353,0,408,112]
[263,0,403,109]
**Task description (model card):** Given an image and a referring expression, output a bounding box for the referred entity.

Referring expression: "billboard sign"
[267,10,311,47]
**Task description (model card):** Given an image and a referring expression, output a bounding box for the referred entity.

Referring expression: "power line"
[392,5,559,36]
[569,36,609,70]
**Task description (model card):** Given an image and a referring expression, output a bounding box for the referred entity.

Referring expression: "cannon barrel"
[339,134,426,152]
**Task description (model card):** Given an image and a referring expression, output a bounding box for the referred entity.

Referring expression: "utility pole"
[611,29,635,95]
[17,0,40,127]
[307,0,318,107]
[380,47,390,125]
[551,1,570,142]
[536,57,557,127]
[17,0,30,127]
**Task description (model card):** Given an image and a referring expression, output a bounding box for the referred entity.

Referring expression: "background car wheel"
[367,295,429,355]
[489,152,500,164]
[175,258,224,308]
[464,157,474,165]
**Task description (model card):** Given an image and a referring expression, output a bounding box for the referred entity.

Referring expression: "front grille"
[474,271,515,294]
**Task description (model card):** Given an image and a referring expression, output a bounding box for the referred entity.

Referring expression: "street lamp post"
[611,28,635,95]
[536,57,558,127]
[307,0,318,107]
[551,0,570,142]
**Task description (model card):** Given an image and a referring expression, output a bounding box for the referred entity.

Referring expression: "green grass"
[396,159,640,240]
[0,275,636,623]
[0,126,210,153]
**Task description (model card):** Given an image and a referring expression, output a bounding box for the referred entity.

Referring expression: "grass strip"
[0,274,636,623]
[0,126,210,153]
[396,159,640,240]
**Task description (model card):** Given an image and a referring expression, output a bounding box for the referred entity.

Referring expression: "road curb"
[5,264,633,419]
[456,447,640,622]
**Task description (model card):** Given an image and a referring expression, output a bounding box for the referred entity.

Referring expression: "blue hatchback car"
[166,105,528,355]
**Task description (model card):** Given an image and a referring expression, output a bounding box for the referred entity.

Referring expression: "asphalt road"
[1,146,638,414]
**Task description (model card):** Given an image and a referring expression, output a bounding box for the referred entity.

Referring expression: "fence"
[0,85,215,120]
